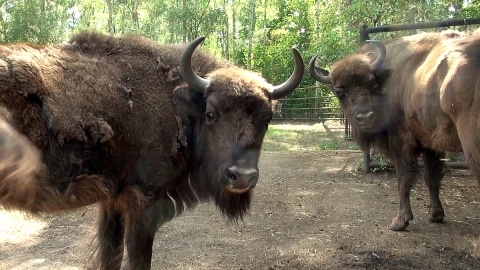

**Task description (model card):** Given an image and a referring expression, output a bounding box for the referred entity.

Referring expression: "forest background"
[2,0,480,98]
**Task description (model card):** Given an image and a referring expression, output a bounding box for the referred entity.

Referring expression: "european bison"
[309,30,480,257]
[0,32,304,269]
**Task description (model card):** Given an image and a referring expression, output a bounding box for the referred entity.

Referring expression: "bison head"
[175,37,304,220]
[308,41,389,133]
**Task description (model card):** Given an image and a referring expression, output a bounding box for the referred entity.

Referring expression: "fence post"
[309,97,312,122]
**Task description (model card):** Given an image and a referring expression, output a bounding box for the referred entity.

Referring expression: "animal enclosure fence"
[273,86,344,122]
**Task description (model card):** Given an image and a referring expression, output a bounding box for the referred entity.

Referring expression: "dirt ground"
[2,149,480,269]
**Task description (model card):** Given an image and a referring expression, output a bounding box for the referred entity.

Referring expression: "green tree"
[1,0,74,43]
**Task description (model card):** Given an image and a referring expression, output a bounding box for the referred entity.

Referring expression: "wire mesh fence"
[273,86,344,121]
[273,95,343,122]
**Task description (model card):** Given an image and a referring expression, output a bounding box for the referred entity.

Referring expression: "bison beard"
[217,190,251,220]
[0,32,304,269]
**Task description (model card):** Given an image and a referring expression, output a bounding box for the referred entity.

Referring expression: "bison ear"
[173,85,207,116]
[373,68,391,89]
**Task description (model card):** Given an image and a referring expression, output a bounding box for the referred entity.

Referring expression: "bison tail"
[0,119,110,213]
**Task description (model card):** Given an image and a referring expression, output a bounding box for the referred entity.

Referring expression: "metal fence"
[273,95,343,122]
[273,86,351,138]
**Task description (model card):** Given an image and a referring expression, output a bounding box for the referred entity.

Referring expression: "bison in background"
[309,30,480,258]
[0,32,304,269]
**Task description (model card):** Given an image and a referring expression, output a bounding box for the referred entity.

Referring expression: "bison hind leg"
[422,149,446,223]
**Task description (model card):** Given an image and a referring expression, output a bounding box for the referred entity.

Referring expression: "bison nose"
[226,166,259,190]
[354,111,376,126]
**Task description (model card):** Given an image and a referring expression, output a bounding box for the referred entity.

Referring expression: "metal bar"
[364,18,480,35]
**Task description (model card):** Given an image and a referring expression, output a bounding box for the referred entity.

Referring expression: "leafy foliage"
[1,0,479,107]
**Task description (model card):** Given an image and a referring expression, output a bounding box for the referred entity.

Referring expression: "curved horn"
[308,55,332,84]
[180,36,210,92]
[270,48,305,100]
[367,40,386,71]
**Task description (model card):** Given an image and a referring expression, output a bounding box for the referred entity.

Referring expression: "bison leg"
[95,200,125,270]
[388,143,419,231]
[454,118,480,259]
[421,149,445,223]
[124,196,176,270]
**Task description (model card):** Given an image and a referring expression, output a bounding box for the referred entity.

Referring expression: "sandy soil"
[1,150,480,270]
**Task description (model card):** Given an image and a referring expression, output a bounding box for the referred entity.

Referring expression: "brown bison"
[309,30,480,258]
[0,32,304,269]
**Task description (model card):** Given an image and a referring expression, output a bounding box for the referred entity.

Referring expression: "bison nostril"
[226,166,259,189]
[366,111,376,122]
[227,170,237,181]
[355,111,375,125]
[355,114,366,125]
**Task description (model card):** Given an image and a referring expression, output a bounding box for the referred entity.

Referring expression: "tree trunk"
[131,0,140,29]
[263,0,268,43]
[232,0,237,63]
[223,0,229,60]
[106,0,116,34]
[247,0,256,69]
[182,0,187,42]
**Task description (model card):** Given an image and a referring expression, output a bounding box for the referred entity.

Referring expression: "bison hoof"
[428,213,444,223]
[428,207,445,223]
[388,214,412,231]
[388,221,409,231]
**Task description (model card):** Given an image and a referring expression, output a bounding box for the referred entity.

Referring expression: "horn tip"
[190,36,206,46]
[308,55,319,66]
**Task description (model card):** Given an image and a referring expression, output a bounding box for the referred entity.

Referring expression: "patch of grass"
[348,143,360,150]
[264,128,297,140]
[262,123,351,152]
[356,153,393,173]
[262,128,299,151]
[318,140,339,150]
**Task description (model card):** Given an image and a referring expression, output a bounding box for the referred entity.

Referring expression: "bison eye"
[206,112,216,122]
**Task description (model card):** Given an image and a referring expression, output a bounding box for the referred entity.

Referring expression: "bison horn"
[271,48,305,100]
[308,55,332,84]
[367,40,386,71]
[180,36,211,92]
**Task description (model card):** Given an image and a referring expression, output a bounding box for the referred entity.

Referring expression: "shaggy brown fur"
[0,32,302,269]
[310,30,480,258]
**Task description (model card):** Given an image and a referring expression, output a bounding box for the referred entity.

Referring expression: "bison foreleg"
[123,190,176,270]
[388,147,419,231]
[95,200,125,270]
[422,149,445,223]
